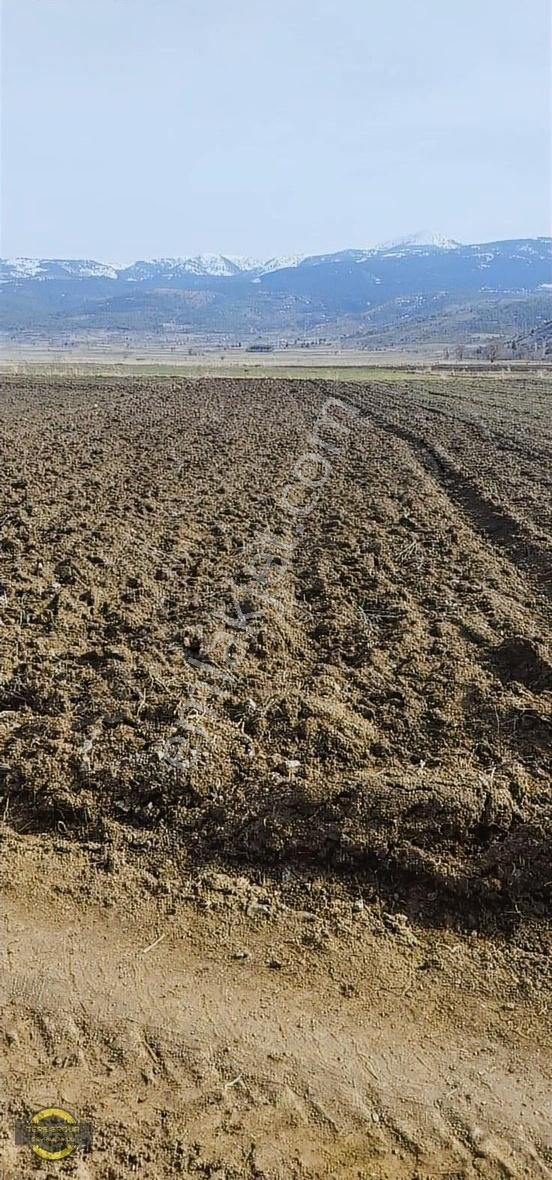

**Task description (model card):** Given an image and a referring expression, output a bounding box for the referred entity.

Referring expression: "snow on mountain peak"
[4,257,43,277]
[1,257,119,280]
[176,255,254,277]
[168,254,306,276]
[259,254,306,273]
[112,254,307,279]
[376,232,461,252]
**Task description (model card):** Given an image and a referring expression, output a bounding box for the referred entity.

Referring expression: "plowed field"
[0,373,551,1178]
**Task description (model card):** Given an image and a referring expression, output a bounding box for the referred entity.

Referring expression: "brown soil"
[0,373,551,1177]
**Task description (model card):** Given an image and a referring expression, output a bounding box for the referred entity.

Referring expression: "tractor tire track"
[375,414,552,596]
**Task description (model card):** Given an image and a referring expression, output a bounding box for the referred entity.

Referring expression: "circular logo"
[30,1107,78,1161]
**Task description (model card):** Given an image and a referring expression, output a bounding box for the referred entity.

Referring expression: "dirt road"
[1,844,551,1178]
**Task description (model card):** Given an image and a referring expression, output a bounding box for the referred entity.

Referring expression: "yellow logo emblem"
[15,1107,92,1160]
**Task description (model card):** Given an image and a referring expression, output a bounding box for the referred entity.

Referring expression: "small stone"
[248,901,271,917]
[353,898,364,913]
[267,957,283,969]
[384,912,419,946]
[418,956,443,972]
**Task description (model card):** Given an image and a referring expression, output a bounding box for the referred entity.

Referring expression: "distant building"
[246,343,274,353]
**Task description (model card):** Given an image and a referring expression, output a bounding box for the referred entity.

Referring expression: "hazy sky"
[1,0,550,260]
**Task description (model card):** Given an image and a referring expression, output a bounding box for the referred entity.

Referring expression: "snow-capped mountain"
[0,253,308,284]
[376,233,461,251]
[118,255,308,280]
[1,238,550,337]
[2,239,550,288]
[119,255,260,280]
[259,254,306,273]
[1,257,119,281]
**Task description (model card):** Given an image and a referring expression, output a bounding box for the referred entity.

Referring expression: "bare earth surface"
[0,373,551,1177]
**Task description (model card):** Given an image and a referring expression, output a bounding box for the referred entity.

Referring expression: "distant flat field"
[1,344,550,380]
[0,344,440,371]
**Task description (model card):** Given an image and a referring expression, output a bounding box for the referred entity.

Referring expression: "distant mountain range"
[1,237,550,343]
[0,253,308,281]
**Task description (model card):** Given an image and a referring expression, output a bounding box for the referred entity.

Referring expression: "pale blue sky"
[1,0,550,260]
